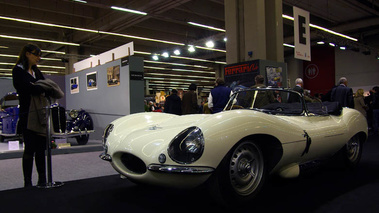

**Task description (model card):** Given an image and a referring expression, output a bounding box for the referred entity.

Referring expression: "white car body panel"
[101,89,367,188]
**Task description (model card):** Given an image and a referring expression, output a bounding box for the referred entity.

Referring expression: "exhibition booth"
[0,42,144,156]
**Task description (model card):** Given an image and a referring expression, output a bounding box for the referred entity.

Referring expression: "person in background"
[144,100,149,112]
[163,89,182,115]
[208,78,232,113]
[251,75,266,88]
[372,86,379,136]
[12,43,47,187]
[288,78,304,103]
[354,88,368,117]
[182,83,198,115]
[250,75,275,108]
[331,77,354,108]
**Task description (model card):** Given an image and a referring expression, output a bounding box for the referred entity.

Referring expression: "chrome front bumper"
[99,153,215,174]
[148,164,215,174]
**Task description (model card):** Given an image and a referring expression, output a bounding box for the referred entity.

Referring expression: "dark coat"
[164,94,182,115]
[288,85,303,103]
[12,64,45,132]
[210,85,231,113]
[331,84,354,108]
[182,90,198,115]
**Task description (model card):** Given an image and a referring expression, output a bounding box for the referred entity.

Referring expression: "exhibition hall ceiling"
[0,0,378,92]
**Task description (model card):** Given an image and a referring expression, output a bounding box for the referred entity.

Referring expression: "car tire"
[209,141,267,205]
[341,134,363,169]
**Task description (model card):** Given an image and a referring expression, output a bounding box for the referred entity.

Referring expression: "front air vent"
[120,153,147,174]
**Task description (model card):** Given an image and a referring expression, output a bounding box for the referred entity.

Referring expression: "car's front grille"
[120,153,147,174]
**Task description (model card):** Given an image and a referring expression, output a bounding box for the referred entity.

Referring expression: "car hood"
[107,112,210,162]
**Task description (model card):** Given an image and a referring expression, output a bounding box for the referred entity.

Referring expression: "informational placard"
[294,6,311,61]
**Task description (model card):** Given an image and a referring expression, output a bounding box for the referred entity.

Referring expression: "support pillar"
[225,0,284,64]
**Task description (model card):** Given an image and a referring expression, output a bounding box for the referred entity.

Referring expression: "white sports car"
[100,88,367,204]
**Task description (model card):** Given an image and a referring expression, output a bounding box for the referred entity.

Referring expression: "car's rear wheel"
[209,141,266,205]
[342,134,363,169]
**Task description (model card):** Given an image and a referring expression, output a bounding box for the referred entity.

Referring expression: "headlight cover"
[69,110,79,119]
[168,126,204,164]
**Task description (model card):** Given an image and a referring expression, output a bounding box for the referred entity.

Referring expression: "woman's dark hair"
[15,43,42,70]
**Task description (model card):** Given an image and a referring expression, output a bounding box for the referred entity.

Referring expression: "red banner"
[303,46,335,96]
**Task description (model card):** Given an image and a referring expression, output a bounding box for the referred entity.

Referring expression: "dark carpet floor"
[0,134,378,213]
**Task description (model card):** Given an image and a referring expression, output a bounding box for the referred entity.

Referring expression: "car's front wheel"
[209,141,266,205]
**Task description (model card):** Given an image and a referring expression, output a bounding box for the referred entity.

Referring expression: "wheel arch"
[225,134,283,174]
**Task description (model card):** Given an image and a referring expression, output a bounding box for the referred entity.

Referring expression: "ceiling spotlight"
[329,43,336,47]
[205,40,215,48]
[224,37,227,42]
[152,55,159,60]
[188,45,195,53]
[317,41,325,45]
[162,52,169,58]
[173,49,181,55]
[111,6,147,16]
[340,46,346,50]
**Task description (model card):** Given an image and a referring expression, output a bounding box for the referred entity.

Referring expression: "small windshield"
[0,94,19,111]
[224,88,307,115]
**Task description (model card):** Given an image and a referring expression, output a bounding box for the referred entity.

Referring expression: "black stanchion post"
[38,96,63,189]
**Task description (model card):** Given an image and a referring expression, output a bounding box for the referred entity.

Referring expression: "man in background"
[331,77,354,108]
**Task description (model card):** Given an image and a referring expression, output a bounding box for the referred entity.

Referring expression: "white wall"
[335,49,379,93]
[286,49,379,92]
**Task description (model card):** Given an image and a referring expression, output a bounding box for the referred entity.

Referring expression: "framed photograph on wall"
[70,76,79,94]
[86,71,97,91]
[107,65,120,87]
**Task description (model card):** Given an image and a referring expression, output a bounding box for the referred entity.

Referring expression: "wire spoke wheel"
[229,142,264,196]
[345,135,360,163]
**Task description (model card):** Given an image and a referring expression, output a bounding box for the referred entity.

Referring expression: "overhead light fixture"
[0,53,61,61]
[42,50,65,55]
[152,55,159,61]
[111,6,147,16]
[99,31,184,46]
[144,60,209,69]
[317,41,325,45]
[310,24,358,42]
[171,55,226,65]
[187,22,226,32]
[329,43,336,47]
[205,41,215,48]
[188,45,196,53]
[0,34,80,46]
[195,46,226,52]
[173,49,181,55]
[162,52,169,58]
[340,46,346,50]
[224,37,227,42]
[283,43,295,48]
[72,0,87,3]
[282,14,358,42]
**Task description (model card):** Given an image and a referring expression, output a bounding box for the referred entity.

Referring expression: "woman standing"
[354,88,368,117]
[12,44,46,187]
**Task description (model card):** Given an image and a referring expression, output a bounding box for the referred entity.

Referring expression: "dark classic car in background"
[0,92,94,145]
[101,88,367,204]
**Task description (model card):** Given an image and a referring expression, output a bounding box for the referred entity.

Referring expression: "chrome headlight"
[69,110,79,119]
[168,126,204,164]
[102,124,114,149]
